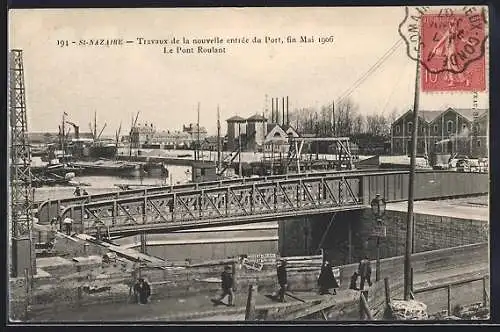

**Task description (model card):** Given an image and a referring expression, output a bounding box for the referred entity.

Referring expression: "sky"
[9,7,489,136]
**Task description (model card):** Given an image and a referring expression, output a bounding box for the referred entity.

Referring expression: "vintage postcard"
[8,6,489,322]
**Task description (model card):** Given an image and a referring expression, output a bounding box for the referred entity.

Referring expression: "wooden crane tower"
[9,49,36,277]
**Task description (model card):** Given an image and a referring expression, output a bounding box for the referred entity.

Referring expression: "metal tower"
[9,49,36,277]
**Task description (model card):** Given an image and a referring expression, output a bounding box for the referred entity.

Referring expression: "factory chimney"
[271,97,275,123]
[282,97,285,126]
[286,96,289,126]
[275,97,279,124]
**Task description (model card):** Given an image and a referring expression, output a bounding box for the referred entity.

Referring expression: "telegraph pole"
[404,38,421,300]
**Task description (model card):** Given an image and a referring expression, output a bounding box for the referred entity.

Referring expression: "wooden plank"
[245,284,257,320]
[280,298,340,320]
[413,276,485,294]
[360,293,374,320]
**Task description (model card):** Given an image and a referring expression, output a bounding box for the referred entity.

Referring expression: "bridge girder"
[61,175,362,236]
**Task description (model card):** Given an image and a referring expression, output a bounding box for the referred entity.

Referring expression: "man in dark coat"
[277,259,288,302]
[358,256,373,290]
[349,271,360,290]
[215,265,235,306]
[74,186,81,197]
[318,261,339,295]
[133,278,151,304]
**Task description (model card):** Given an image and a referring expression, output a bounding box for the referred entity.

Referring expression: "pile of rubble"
[389,300,428,320]
[430,303,490,320]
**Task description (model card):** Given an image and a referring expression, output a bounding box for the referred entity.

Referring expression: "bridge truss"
[61,175,363,237]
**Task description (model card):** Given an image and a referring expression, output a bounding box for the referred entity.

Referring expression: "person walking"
[276,259,288,303]
[349,271,360,290]
[358,256,373,290]
[214,265,235,306]
[317,261,339,295]
[133,278,151,305]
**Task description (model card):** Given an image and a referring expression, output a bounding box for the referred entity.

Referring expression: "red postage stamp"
[420,10,487,92]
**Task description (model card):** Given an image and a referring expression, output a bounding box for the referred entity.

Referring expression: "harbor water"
[33,164,192,202]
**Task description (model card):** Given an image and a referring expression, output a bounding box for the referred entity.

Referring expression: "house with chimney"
[390,107,488,158]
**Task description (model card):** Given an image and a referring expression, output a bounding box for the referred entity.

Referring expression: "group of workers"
[213,256,373,306]
[127,255,373,307]
[73,186,89,197]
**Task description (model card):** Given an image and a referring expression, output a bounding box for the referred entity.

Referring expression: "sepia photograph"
[8,5,490,322]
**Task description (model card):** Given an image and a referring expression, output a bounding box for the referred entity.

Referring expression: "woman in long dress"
[318,261,339,295]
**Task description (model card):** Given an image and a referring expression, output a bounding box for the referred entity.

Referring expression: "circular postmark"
[398,6,488,75]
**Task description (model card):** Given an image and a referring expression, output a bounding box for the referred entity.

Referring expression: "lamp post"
[371,194,386,282]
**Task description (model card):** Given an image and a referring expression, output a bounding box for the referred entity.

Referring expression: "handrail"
[413,275,488,294]
[37,169,413,209]
[61,173,365,210]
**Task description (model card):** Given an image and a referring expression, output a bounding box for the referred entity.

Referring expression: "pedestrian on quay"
[82,189,89,196]
[349,271,360,290]
[276,259,288,303]
[133,278,151,305]
[73,186,81,197]
[358,256,373,290]
[214,265,235,306]
[63,217,73,235]
[317,261,339,295]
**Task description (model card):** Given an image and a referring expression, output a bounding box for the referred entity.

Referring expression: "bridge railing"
[61,174,365,236]
[37,169,407,224]
[52,170,488,236]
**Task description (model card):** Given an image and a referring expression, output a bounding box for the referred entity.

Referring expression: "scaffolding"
[9,49,36,277]
[286,137,355,173]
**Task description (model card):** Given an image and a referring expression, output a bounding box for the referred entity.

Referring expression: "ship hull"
[88,146,117,159]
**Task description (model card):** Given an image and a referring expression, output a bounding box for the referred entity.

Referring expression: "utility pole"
[404,38,421,300]
[217,105,221,172]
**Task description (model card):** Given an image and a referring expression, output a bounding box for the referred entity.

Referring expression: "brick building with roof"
[391,107,488,158]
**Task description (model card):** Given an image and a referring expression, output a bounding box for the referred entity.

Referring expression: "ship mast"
[61,112,66,158]
[195,102,200,161]
[217,105,221,171]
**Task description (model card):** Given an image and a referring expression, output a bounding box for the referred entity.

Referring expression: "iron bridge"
[51,170,488,237]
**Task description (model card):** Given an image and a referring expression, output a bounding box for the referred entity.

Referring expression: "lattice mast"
[9,49,35,277]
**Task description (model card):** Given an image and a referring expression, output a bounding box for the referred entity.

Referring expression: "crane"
[65,120,80,139]
[9,49,36,277]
